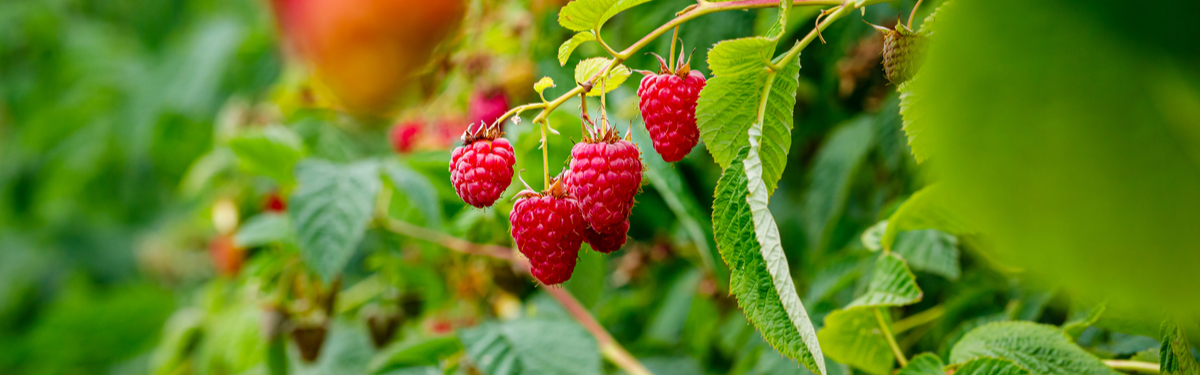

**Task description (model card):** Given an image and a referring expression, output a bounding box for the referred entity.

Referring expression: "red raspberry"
[389,120,424,153]
[468,90,509,130]
[449,124,515,208]
[568,119,644,233]
[584,220,629,254]
[510,176,585,285]
[637,54,706,162]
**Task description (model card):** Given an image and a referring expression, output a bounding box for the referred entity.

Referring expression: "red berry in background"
[584,220,629,254]
[468,90,509,129]
[449,123,516,208]
[264,191,287,212]
[510,176,585,285]
[637,53,706,162]
[389,120,424,153]
[568,118,644,233]
[209,234,244,277]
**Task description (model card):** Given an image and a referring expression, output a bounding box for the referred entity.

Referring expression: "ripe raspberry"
[389,120,424,153]
[468,90,509,130]
[510,176,585,285]
[568,118,644,233]
[449,124,515,208]
[871,23,924,85]
[637,53,706,162]
[584,220,629,254]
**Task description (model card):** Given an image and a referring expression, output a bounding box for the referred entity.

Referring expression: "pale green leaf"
[955,357,1031,375]
[861,220,887,252]
[534,77,556,96]
[949,321,1121,375]
[817,307,893,375]
[713,148,824,375]
[1063,301,1105,338]
[228,124,306,182]
[573,57,631,96]
[900,353,946,375]
[698,38,799,195]
[893,229,960,280]
[803,117,875,252]
[848,252,922,308]
[1160,320,1200,375]
[557,0,651,32]
[897,80,931,164]
[459,319,601,375]
[882,184,973,252]
[763,0,793,40]
[381,160,443,230]
[234,212,290,248]
[290,159,381,282]
[557,32,595,66]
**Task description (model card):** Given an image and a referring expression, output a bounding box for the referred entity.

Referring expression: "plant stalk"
[873,307,908,367]
[891,304,945,334]
[1102,360,1159,374]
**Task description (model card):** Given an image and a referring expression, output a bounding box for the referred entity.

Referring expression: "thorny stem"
[1102,360,1160,374]
[874,307,908,367]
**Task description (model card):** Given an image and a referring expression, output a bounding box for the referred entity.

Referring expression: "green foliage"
[848,252,922,309]
[881,185,971,252]
[290,159,382,282]
[573,57,632,95]
[893,229,960,280]
[949,322,1120,375]
[293,321,374,375]
[228,124,306,183]
[954,357,1030,375]
[803,117,875,252]
[235,212,292,248]
[558,31,597,66]
[1160,321,1200,375]
[899,353,946,375]
[368,336,463,374]
[817,307,893,375]
[557,0,652,32]
[459,319,602,375]
[381,160,444,230]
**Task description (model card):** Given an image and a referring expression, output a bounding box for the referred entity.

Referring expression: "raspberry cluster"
[509,176,586,285]
[637,54,706,163]
[449,123,516,208]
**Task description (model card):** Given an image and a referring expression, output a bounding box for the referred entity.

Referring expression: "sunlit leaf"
[817,307,892,375]
[954,357,1031,375]
[573,57,631,96]
[949,321,1120,375]
[534,77,556,96]
[557,0,652,32]
[1160,320,1200,375]
[290,159,381,282]
[881,184,972,252]
[557,32,595,66]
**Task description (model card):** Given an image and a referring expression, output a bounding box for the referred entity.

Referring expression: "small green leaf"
[573,57,631,96]
[803,117,876,252]
[381,160,443,230]
[955,357,1031,375]
[817,307,893,375]
[848,252,923,309]
[949,321,1121,375]
[1063,301,1105,338]
[228,125,306,182]
[763,0,793,40]
[234,212,290,248]
[534,77,556,96]
[1160,320,1200,375]
[893,229,960,280]
[290,159,381,282]
[882,184,973,252]
[459,319,601,375]
[900,353,946,375]
[557,0,651,32]
[557,31,596,66]
[861,220,888,251]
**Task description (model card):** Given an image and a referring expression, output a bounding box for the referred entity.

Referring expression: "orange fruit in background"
[272,0,467,114]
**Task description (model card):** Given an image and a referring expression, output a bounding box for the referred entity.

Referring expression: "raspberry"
[449,124,516,208]
[637,53,706,162]
[568,118,644,233]
[510,176,585,285]
[871,23,924,85]
[468,90,509,129]
[584,220,629,254]
[389,120,424,153]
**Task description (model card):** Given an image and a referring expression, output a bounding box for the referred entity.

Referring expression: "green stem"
[1102,360,1159,374]
[891,305,945,334]
[668,25,679,69]
[770,3,852,71]
[873,307,908,367]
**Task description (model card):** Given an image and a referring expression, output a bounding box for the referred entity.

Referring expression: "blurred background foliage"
[0,0,1195,374]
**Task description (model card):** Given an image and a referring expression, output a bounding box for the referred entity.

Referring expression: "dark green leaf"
[893,229,960,280]
[803,117,875,252]
[459,319,601,375]
[290,159,381,282]
[382,160,443,230]
[954,357,1031,375]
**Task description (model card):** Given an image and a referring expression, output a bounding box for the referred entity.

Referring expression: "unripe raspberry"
[584,220,629,254]
[449,124,515,208]
[568,121,644,233]
[510,177,585,285]
[872,23,924,85]
[637,54,706,162]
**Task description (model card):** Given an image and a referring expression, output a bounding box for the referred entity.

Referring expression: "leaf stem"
[891,304,945,334]
[770,3,851,71]
[491,102,547,129]
[873,307,908,367]
[1102,360,1160,374]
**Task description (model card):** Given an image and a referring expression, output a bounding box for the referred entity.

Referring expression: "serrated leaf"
[881,184,972,252]
[557,0,651,32]
[900,353,946,375]
[234,212,290,248]
[763,0,793,40]
[228,125,306,182]
[290,159,381,282]
[848,252,922,308]
[955,357,1031,375]
[897,80,932,164]
[949,321,1121,375]
[573,57,631,96]
[381,160,443,230]
[803,117,875,252]
[817,307,893,375]
[534,77,556,96]
[893,229,960,280]
[698,38,799,195]
[1160,320,1200,375]
[557,32,596,66]
[459,319,601,375]
[713,147,824,375]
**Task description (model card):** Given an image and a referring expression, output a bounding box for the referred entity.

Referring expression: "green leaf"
[893,229,960,280]
[1063,301,1105,338]
[713,147,824,375]
[763,0,793,40]
[861,220,887,252]
[900,353,946,375]
[234,212,291,248]
[368,336,462,374]
[557,0,651,32]
[848,252,922,309]
[459,319,601,375]
[949,321,1121,375]
[817,307,893,375]
[804,254,867,306]
[698,38,800,195]
[293,320,374,375]
[381,160,443,230]
[228,124,306,182]
[557,32,596,66]
[954,357,1031,375]
[534,77,556,96]
[1160,320,1200,375]
[573,57,631,96]
[290,159,381,282]
[803,117,875,252]
[881,184,972,252]
[646,269,703,344]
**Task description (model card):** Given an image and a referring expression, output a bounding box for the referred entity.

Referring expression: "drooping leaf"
[848,252,922,309]
[697,38,799,195]
[381,160,443,230]
[228,124,306,182]
[557,31,596,66]
[954,357,1031,375]
[234,212,291,248]
[459,319,601,375]
[803,117,875,252]
[534,77,556,96]
[899,353,946,375]
[713,148,824,375]
[948,321,1121,375]
[893,229,960,280]
[881,184,972,252]
[573,57,631,96]
[817,307,893,375]
[557,0,651,32]
[290,159,381,282]
[1160,320,1200,375]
